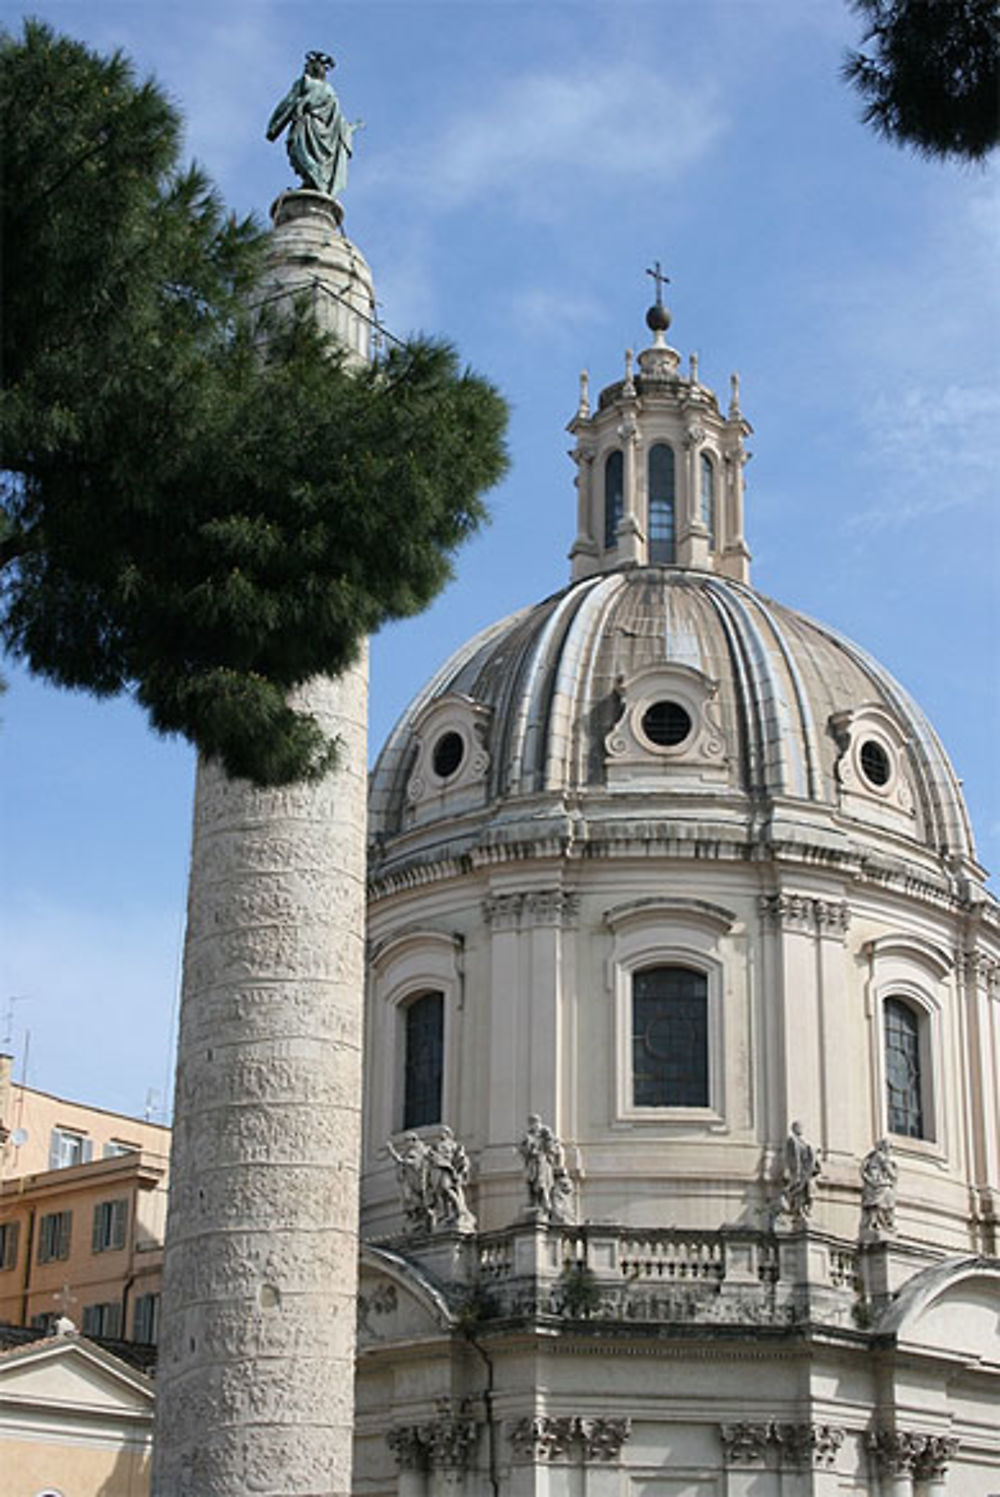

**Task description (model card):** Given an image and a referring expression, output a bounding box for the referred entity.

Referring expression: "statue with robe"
[267,50,362,198]
[781,1120,821,1220]
[859,1137,899,1242]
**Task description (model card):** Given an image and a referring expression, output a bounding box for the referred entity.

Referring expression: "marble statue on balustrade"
[859,1137,898,1242]
[518,1113,576,1224]
[781,1120,822,1221]
[427,1126,476,1233]
[386,1132,433,1234]
[387,1125,476,1235]
[267,50,363,198]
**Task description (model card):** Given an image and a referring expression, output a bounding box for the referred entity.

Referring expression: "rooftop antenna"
[2,995,28,1051]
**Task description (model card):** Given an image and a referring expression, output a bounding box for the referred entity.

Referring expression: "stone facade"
[355,308,1000,1495]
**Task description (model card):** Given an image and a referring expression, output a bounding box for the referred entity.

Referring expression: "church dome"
[369,566,975,878]
[370,297,978,892]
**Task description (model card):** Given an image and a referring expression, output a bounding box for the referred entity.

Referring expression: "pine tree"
[843,0,1000,164]
[0,22,508,784]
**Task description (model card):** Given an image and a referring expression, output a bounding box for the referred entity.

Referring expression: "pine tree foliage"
[1,22,508,785]
[843,0,1000,163]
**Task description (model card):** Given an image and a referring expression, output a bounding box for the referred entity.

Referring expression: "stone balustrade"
[456,1221,869,1328]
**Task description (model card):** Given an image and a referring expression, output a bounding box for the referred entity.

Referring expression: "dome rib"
[369,569,977,871]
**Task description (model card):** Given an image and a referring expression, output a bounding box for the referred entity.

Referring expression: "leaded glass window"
[648,444,676,563]
[632,965,708,1107]
[700,453,716,548]
[604,450,624,549]
[884,997,924,1137]
[403,991,444,1129]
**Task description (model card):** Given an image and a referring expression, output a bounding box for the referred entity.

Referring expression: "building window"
[632,965,709,1107]
[700,453,716,548]
[102,1140,138,1159]
[48,1128,92,1170]
[30,1312,57,1333]
[648,443,676,563]
[91,1198,128,1254]
[0,1220,19,1271]
[132,1292,160,1345]
[37,1210,72,1264]
[604,450,624,549]
[403,991,444,1130]
[884,997,925,1138]
[81,1300,122,1338]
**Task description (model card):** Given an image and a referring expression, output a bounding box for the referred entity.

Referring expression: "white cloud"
[369,61,726,214]
[844,380,1000,534]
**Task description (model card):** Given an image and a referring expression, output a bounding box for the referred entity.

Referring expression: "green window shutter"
[92,1204,103,1252]
[112,1199,127,1250]
[0,1222,19,1269]
[105,1301,122,1338]
[58,1211,72,1260]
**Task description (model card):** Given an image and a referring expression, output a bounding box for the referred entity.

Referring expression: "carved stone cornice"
[720,1422,770,1464]
[509,1416,576,1462]
[957,949,1000,991]
[760,893,850,940]
[868,1428,956,1478]
[774,1423,845,1468]
[484,890,580,931]
[424,1417,479,1470]
[508,1415,631,1464]
[720,1422,844,1469]
[913,1434,960,1480]
[387,1419,479,1472]
[386,1426,427,1472]
[578,1418,631,1461]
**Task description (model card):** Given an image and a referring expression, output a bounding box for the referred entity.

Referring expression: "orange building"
[0,1057,169,1345]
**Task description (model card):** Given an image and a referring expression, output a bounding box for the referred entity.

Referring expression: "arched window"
[403,991,444,1129]
[604,450,624,549]
[884,997,924,1138]
[632,965,708,1107]
[648,444,676,563]
[700,453,716,549]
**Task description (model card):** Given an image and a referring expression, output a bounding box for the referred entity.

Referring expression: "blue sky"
[1,0,997,1120]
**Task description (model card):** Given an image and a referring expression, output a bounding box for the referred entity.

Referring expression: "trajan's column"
[153,53,374,1497]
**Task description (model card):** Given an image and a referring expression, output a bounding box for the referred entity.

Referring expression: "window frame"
[37,1210,72,1264]
[647,442,677,564]
[91,1197,128,1254]
[401,988,446,1131]
[604,448,624,550]
[605,900,734,1128]
[883,995,926,1139]
[48,1127,92,1171]
[631,963,710,1109]
[81,1299,122,1338]
[876,982,939,1149]
[132,1291,160,1345]
[367,928,463,1158]
[865,935,949,1160]
[0,1219,19,1272]
[699,451,716,549]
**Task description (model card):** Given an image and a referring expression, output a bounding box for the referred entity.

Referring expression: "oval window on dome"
[432,731,465,779]
[641,700,692,748]
[859,738,891,787]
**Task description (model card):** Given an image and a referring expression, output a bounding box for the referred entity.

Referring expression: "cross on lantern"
[645,260,670,307]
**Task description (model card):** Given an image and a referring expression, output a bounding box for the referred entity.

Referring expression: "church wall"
[363,839,992,1259]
